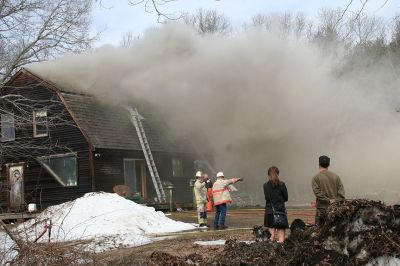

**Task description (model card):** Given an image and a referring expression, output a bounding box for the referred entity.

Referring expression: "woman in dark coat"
[263,166,289,243]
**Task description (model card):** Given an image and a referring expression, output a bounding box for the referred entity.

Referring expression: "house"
[0,68,199,212]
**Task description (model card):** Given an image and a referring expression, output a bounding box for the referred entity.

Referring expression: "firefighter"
[212,171,243,230]
[193,171,208,227]
[204,173,213,212]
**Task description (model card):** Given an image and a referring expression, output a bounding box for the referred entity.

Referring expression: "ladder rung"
[127,106,166,202]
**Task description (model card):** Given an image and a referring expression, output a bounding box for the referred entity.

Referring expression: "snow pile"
[366,256,400,266]
[12,192,196,252]
[194,240,255,246]
[194,240,226,246]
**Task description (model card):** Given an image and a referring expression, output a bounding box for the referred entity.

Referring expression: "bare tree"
[347,13,386,46]
[293,14,312,40]
[247,12,311,40]
[389,15,400,52]
[0,80,81,213]
[312,8,353,48]
[0,84,76,167]
[0,0,95,84]
[119,31,141,48]
[127,0,180,21]
[182,9,231,35]
[249,14,275,31]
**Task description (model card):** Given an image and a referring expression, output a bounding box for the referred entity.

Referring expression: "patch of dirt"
[100,229,252,265]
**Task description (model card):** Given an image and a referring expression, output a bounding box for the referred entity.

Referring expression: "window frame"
[172,157,184,177]
[1,113,15,142]
[37,153,78,187]
[33,109,48,137]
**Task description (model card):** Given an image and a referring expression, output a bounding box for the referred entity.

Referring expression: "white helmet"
[216,171,224,178]
[195,171,202,177]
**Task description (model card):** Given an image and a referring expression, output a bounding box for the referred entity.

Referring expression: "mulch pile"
[148,199,400,265]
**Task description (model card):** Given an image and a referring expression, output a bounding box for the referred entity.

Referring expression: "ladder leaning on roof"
[126,106,166,203]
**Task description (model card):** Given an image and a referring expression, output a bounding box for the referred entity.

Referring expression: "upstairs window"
[1,114,15,142]
[33,109,48,137]
[172,157,184,177]
[37,153,77,187]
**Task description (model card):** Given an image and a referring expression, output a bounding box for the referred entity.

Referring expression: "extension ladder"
[126,107,166,202]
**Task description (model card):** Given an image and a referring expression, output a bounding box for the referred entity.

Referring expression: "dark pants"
[315,208,327,226]
[214,203,227,227]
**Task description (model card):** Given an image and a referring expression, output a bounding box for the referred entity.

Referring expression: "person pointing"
[212,171,243,230]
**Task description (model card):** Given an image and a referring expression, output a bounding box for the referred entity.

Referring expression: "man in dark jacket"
[312,155,345,226]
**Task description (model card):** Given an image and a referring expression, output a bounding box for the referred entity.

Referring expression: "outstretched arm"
[223,178,242,187]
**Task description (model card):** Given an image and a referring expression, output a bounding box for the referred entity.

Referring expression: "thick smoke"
[32,24,400,204]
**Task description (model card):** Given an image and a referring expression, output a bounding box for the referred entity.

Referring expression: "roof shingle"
[61,92,173,152]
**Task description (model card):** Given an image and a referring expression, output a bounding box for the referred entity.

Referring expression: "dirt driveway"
[169,207,315,227]
[100,208,315,265]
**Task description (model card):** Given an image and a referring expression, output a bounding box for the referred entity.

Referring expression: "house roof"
[6,69,190,153]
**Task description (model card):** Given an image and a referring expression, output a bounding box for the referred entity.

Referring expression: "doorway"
[9,164,24,210]
[123,159,146,197]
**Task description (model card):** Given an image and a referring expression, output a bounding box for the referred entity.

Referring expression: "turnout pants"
[197,202,207,224]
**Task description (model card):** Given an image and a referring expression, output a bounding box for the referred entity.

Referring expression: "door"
[124,159,146,197]
[9,164,24,210]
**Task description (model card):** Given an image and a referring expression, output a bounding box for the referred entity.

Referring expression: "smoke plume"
[32,24,400,204]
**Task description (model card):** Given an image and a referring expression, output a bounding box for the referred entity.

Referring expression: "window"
[37,154,77,186]
[172,158,184,177]
[33,109,48,137]
[1,114,15,142]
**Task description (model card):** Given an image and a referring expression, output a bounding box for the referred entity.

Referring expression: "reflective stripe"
[214,200,232,206]
[212,188,228,194]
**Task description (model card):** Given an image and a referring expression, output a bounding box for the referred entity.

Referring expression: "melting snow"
[366,256,400,266]
[194,240,255,246]
[194,240,226,246]
[1,192,196,253]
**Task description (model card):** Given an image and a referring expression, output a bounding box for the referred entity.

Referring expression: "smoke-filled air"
[31,23,400,204]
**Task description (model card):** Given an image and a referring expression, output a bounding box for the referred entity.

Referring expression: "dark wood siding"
[153,152,195,203]
[0,72,92,210]
[0,70,198,211]
[94,149,195,203]
[93,149,144,192]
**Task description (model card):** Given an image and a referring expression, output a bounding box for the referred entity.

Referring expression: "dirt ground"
[99,208,315,265]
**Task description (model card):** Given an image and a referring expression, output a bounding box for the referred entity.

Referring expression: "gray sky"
[92,0,399,46]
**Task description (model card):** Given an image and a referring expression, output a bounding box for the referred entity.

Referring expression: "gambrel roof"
[4,68,189,153]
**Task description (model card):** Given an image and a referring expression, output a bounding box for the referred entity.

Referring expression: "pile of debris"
[148,200,400,265]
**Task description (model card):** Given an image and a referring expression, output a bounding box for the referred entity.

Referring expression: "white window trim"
[37,153,77,187]
[1,113,15,142]
[172,157,184,177]
[33,109,48,138]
